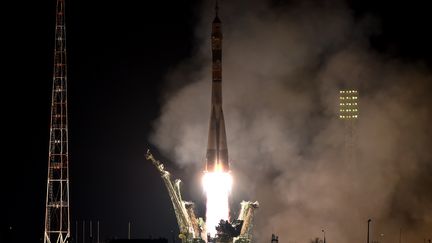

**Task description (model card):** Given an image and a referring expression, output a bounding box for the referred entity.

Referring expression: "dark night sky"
[2,0,432,242]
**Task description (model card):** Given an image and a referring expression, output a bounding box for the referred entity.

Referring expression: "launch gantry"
[145,150,259,243]
[146,150,206,243]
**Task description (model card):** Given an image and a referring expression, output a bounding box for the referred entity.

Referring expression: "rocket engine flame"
[202,166,232,237]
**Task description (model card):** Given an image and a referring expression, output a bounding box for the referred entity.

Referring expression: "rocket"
[206,2,229,172]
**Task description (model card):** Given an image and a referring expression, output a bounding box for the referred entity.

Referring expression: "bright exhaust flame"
[202,165,232,237]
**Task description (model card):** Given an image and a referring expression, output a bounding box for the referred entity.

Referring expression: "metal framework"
[146,150,260,243]
[233,201,259,243]
[43,0,70,242]
[145,150,205,243]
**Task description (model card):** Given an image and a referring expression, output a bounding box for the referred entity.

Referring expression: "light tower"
[339,90,359,165]
[43,0,70,242]
[339,90,359,120]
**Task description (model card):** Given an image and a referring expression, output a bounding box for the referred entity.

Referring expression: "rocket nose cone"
[213,16,221,23]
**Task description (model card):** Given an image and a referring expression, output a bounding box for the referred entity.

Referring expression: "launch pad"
[146,2,258,243]
[145,150,259,243]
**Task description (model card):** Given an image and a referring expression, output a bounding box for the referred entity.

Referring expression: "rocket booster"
[206,4,229,172]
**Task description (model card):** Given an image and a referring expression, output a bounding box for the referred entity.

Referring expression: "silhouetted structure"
[215,220,243,241]
[43,0,71,242]
[271,234,279,243]
[339,90,359,167]
[367,219,371,243]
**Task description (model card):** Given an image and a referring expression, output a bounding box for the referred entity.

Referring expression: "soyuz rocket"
[205,2,229,173]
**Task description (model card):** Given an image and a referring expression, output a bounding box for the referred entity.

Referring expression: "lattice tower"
[43,0,70,242]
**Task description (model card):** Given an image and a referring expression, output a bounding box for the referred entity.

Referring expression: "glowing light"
[339,89,359,119]
[202,168,232,237]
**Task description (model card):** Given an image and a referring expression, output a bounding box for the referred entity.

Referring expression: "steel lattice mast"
[43,0,70,242]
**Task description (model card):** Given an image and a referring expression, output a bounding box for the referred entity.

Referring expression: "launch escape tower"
[43,0,71,242]
[146,2,258,243]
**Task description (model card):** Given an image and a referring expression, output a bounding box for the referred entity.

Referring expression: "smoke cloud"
[150,1,432,242]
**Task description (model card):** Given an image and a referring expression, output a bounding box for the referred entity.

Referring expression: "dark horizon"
[2,0,432,242]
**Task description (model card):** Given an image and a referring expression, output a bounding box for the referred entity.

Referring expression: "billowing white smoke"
[151,0,432,242]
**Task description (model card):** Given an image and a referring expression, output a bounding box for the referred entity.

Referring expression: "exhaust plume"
[203,171,233,237]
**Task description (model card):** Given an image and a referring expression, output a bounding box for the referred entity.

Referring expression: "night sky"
[2,0,432,243]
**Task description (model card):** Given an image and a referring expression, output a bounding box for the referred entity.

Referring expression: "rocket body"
[206,14,229,172]
[203,6,233,238]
